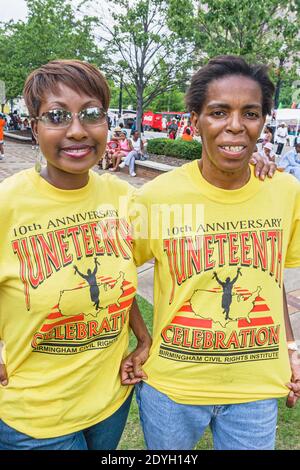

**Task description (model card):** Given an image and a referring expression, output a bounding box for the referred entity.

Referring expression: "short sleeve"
[285,187,300,268]
[129,186,154,267]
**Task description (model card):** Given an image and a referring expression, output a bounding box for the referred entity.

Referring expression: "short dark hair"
[185,55,275,116]
[23,59,110,117]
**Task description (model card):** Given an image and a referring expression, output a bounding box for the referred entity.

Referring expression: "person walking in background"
[167,118,178,138]
[276,122,288,156]
[162,116,168,132]
[269,111,277,143]
[168,128,176,140]
[0,113,6,161]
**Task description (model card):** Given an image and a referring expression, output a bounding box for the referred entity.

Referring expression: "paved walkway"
[0,140,149,187]
[1,140,299,341]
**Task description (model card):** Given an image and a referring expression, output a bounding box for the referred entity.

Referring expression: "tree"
[0,0,104,102]
[108,79,135,110]
[167,0,300,108]
[149,90,185,113]
[96,0,193,130]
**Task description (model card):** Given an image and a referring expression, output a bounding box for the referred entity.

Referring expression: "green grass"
[118,296,300,450]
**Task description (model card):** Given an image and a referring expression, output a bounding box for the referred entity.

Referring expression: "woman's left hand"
[250,152,277,180]
[120,341,151,385]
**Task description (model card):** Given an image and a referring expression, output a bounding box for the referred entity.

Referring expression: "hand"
[286,350,300,408]
[250,152,277,180]
[0,341,8,387]
[120,341,151,385]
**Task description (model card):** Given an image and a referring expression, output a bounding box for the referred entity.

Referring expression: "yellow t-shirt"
[133,161,300,405]
[0,169,136,438]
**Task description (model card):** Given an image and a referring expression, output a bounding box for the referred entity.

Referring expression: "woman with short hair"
[127,55,300,450]
[0,59,151,450]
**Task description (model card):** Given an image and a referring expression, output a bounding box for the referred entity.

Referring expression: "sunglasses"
[36,107,107,129]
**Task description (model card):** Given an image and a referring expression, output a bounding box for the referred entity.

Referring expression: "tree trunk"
[274,57,284,109]
[118,75,123,118]
[136,86,144,134]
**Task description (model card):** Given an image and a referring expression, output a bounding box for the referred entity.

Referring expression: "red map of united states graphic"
[173,285,273,329]
[39,275,136,334]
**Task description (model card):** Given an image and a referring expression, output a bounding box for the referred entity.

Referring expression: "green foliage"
[150,90,185,113]
[100,0,193,129]
[168,0,299,63]
[147,138,201,160]
[0,0,104,101]
[167,0,300,107]
[107,79,135,110]
[146,138,170,155]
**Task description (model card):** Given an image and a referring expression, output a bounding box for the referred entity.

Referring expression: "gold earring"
[35,145,43,174]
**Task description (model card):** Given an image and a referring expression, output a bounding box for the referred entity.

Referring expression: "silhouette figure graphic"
[212,268,242,320]
[74,258,101,311]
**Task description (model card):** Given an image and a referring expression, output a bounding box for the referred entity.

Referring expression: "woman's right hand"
[0,341,8,386]
[120,341,151,385]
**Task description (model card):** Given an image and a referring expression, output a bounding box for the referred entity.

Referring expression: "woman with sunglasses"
[0,59,151,450]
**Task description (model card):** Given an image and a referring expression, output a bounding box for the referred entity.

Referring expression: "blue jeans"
[123,150,141,174]
[136,382,278,450]
[0,392,133,450]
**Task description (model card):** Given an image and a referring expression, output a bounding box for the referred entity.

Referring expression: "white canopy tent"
[275,108,300,122]
[270,109,300,147]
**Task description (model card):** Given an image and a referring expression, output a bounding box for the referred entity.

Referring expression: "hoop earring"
[35,146,44,174]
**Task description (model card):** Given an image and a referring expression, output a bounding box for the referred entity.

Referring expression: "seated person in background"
[119,122,128,137]
[278,142,300,181]
[259,142,276,163]
[181,128,193,142]
[119,131,145,177]
[110,131,133,171]
[101,140,120,170]
[262,125,273,146]
[111,126,123,142]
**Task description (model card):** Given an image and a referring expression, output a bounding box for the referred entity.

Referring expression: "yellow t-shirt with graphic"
[133,161,300,405]
[0,169,136,438]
